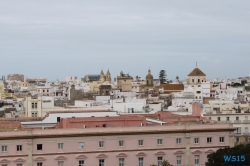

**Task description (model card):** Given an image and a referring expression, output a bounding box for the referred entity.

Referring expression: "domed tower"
[187,63,206,85]
[106,70,111,82]
[146,69,153,86]
[99,70,105,82]
[85,75,89,82]
[120,70,124,76]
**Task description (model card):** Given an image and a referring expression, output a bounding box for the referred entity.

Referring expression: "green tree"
[206,144,250,166]
[159,70,166,84]
[162,160,172,166]
[150,160,172,166]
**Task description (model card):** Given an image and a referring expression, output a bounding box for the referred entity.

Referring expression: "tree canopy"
[159,70,166,84]
[150,160,172,166]
[206,144,250,166]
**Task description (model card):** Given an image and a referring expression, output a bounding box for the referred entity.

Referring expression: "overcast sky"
[0,1,250,81]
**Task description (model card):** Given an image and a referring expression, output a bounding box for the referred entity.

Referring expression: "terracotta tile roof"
[156,84,184,91]
[188,67,206,76]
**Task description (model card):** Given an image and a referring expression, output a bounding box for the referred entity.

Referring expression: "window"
[17,145,22,151]
[220,137,224,143]
[32,103,34,108]
[236,137,240,143]
[2,164,8,166]
[236,127,241,134]
[58,143,64,149]
[236,117,239,120]
[99,159,105,166]
[194,138,199,144]
[37,163,42,166]
[37,144,42,150]
[119,140,124,147]
[79,160,84,166]
[35,103,37,108]
[32,112,37,117]
[194,155,200,165]
[17,164,23,166]
[99,141,104,148]
[138,140,143,146]
[217,117,220,121]
[157,139,163,145]
[158,157,163,166]
[207,137,212,144]
[177,156,182,166]
[245,127,249,132]
[139,158,144,166]
[119,158,124,166]
[58,161,64,166]
[226,117,230,121]
[1,146,7,152]
[78,142,84,148]
[176,138,181,144]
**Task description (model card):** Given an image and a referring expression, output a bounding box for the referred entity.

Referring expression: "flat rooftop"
[0,124,234,140]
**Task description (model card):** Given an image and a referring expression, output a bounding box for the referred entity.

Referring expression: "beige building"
[24,96,43,117]
[20,82,29,87]
[187,65,206,85]
[7,73,24,82]
[143,69,154,92]
[0,83,4,93]
[89,70,112,93]
[116,71,133,92]
[204,112,250,145]
[131,70,154,93]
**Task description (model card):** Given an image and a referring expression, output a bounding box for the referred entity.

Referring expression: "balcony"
[234,120,241,123]
[234,132,242,136]
[243,120,250,123]
[243,132,250,136]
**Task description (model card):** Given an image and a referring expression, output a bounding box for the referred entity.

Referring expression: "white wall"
[96,96,111,102]
[148,103,161,112]
[113,102,144,113]
[75,100,94,107]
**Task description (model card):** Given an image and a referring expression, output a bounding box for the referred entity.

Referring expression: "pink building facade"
[0,124,234,166]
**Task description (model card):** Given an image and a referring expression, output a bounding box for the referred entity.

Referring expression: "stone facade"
[7,73,24,82]
[70,85,83,104]
[116,71,133,92]
[99,85,112,95]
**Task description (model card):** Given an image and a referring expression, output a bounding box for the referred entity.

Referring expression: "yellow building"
[89,70,112,93]
[116,71,133,92]
[20,82,29,87]
[0,84,4,93]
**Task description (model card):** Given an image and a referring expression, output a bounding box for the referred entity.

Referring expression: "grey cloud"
[0,0,250,80]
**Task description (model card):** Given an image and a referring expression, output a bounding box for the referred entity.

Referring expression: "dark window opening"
[37,144,42,150]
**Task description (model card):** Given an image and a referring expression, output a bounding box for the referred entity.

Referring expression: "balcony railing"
[234,120,241,123]
[243,132,250,136]
[234,132,242,136]
[243,120,250,123]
